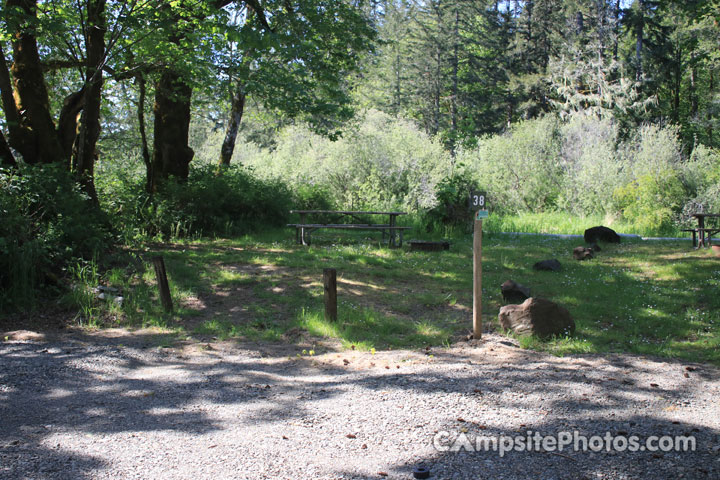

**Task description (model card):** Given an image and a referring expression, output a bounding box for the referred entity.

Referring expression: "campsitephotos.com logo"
[432,430,697,457]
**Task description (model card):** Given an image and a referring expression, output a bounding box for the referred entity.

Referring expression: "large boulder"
[498,297,575,339]
[584,226,621,244]
[533,259,562,272]
[501,280,531,304]
[573,246,594,260]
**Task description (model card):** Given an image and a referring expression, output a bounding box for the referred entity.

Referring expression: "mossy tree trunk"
[150,69,194,191]
[72,0,106,204]
[218,89,245,168]
[2,0,64,165]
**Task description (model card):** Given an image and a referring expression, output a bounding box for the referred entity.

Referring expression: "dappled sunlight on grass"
[296,306,452,350]
[95,231,720,364]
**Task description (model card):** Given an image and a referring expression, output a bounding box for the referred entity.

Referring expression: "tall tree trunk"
[218,88,245,167]
[689,52,697,119]
[5,0,63,164]
[0,42,26,156]
[72,0,106,204]
[57,89,85,162]
[150,69,194,191]
[0,130,16,167]
[450,7,459,156]
[635,0,644,83]
[708,70,714,145]
[613,0,621,62]
[672,39,681,124]
[136,72,152,192]
[432,47,441,136]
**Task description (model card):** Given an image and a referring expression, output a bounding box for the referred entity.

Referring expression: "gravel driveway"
[1,330,719,480]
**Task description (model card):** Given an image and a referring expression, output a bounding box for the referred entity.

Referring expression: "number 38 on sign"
[469,191,489,219]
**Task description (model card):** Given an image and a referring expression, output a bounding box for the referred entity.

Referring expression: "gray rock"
[533,259,562,272]
[573,246,594,260]
[498,297,576,338]
[584,226,621,243]
[500,280,531,304]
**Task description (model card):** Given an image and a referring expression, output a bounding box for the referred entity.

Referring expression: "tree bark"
[635,0,644,82]
[0,130,16,167]
[689,51,697,119]
[5,0,64,164]
[450,7,459,156]
[150,69,194,190]
[708,70,714,145]
[136,72,152,192]
[72,0,106,204]
[613,0,621,62]
[57,89,85,162]
[218,88,245,167]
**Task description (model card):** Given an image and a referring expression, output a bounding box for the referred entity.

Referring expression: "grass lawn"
[90,228,720,365]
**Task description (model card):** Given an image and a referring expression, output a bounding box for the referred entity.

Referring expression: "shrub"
[613,124,688,233]
[293,183,336,211]
[242,109,449,212]
[469,116,563,214]
[682,145,720,217]
[557,115,624,215]
[614,173,685,235]
[98,163,293,239]
[421,169,479,232]
[0,164,110,310]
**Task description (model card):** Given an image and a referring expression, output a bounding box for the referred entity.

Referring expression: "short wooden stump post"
[152,256,173,313]
[323,268,337,322]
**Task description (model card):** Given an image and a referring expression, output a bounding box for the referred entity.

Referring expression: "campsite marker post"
[469,192,488,339]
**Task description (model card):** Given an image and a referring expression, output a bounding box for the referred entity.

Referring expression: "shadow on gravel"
[1,333,718,479]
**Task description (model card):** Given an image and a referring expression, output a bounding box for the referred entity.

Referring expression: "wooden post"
[152,256,173,312]
[473,218,482,339]
[323,268,337,322]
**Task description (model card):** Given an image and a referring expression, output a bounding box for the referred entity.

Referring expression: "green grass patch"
[65,224,719,365]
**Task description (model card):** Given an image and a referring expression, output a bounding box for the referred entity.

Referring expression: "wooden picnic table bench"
[288,210,410,248]
[687,213,720,248]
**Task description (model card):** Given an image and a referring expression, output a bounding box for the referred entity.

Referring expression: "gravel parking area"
[1,330,719,479]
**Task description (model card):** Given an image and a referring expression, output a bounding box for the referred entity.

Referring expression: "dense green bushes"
[205,111,719,235]
[0,165,110,310]
[232,110,450,212]
[97,164,295,239]
[4,110,718,313]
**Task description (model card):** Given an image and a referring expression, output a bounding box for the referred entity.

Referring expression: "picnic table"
[288,210,410,248]
[688,213,720,248]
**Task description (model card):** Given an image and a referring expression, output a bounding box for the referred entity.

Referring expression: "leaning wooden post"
[473,217,482,339]
[323,268,337,322]
[152,256,173,312]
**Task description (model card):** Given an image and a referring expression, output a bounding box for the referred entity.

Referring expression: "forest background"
[1,0,719,311]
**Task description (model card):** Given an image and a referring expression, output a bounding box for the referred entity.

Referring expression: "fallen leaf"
[346,434,356,439]
[378,472,388,477]
[208,445,217,449]
[457,417,466,422]
[683,372,690,378]
[361,444,368,449]
[282,436,289,440]
[650,383,659,388]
